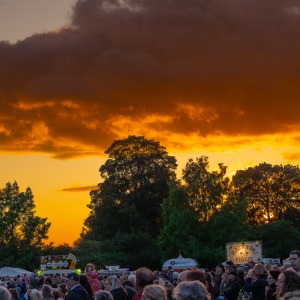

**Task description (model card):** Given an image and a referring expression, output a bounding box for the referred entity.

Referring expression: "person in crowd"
[172,280,208,300]
[121,277,137,300]
[53,289,65,300]
[80,274,94,299]
[186,269,213,299]
[59,283,68,298]
[24,288,32,300]
[7,278,17,289]
[219,269,243,300]
[276,269,300,300]
[95,290,114,300]
[42,284,55,300]
[45,277,53,287]
[141,284,167,300]
[23,273,29,285]
[85,263,101,292]
[0,286,12,300]
[225,261,234,270]
[31,288,43,300]
[106,275,128,300]
[266,268,281,300]
[9,287,19,300]
[133,267,154,300]
[64,272,90,300]
[289,250,300,274]
[282,263,292,271]
[243,263,268,300]
[166,267,174,283]
[127,275,136,289]
[236,267,246,285]
[38,276,45,289]
[176,270,190,285]
[213,264,225,294]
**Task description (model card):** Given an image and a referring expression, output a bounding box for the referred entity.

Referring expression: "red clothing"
[86,271,101,292]
[132,290,143,300]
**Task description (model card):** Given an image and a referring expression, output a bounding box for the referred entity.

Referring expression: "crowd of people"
[0,250,299,300]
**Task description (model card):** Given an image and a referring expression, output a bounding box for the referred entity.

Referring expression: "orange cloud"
[0,0,300,160]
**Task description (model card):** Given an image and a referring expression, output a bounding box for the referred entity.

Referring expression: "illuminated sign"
[40,253,77,270]
[226,241,262,264]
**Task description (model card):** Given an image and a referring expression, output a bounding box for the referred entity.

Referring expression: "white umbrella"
[0,267,33,277]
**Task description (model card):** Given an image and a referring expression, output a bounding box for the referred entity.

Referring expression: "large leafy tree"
[249,220,300,259]
[232,163,300,225]
[182,156,229,222]
[158,186,200,262]
[83,135,177,240]
[0,181,51,269]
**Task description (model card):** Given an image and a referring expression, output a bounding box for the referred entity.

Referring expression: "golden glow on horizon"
[1,131,299,245]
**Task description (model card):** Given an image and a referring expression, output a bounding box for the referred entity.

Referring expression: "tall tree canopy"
[232,163,300,225]
[158,186,200,261]
[83,135,178,240]
[182,156,229,222]
[0,181,51,269]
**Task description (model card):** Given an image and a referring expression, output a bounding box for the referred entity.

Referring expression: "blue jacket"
[66,285,91,300]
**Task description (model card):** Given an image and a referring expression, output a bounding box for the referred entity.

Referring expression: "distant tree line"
[1,135,300,270]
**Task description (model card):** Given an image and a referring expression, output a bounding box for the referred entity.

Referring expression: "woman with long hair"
[266,268,281,300]
[277,270,300,300]
[106,275,128,300]
[243,263,268,300]
[80,274,94,299]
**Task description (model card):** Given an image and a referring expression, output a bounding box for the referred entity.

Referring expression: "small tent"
[162,255,199,271]
[0,267,34,277]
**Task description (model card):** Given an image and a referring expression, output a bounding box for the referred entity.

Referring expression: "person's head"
[80,274,93,290]
[225,261,234,269]
[30,289,43,300]
[52,289,63,300]
[177,270,190,284]
[44,277,52,286]
[85,263,96,273]
[9,287,19,300]
[281,262,292,270]
[252,263,268,281]
[186,270,207,286]
[106,275,121,291]
[142,284,167,300]
[58,283,67,295]
[64,273,80,291]
[246,261,254,270]
[267,269,281,286]
[0,286,11,300]
[276,270,300,296]
[135,267,154,291]
[95,290,114,300]
[290,250,300,271]
[215,264,225,275]
[42,284,53,299]
[173,280,208,300]
[227,270,238,283]
[128,274,136,286]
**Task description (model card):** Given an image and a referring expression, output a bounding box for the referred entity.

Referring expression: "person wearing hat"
[219,269,243,300]
[65,273,91,300]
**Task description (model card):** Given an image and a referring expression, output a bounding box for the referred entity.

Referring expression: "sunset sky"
[1,0,300,246]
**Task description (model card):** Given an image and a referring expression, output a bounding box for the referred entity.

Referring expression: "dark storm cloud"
[1,0,300,157]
